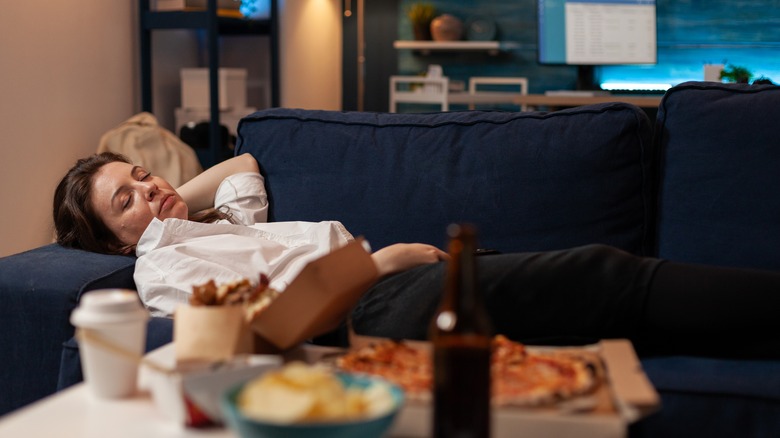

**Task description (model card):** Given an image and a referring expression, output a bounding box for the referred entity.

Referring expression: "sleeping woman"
[53,152,780,359]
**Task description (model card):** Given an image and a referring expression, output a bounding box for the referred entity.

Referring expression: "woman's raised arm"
[177,153,259,213]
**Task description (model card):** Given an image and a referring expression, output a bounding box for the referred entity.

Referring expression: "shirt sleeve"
[134,255,193,318]
[214,172,269,226]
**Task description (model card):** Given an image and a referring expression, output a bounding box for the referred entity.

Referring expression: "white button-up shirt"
[134,172,354,317]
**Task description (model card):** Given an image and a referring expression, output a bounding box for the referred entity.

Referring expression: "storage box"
[181,68,247,111]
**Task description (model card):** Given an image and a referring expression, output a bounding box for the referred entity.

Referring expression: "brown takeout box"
[174,239,378,364]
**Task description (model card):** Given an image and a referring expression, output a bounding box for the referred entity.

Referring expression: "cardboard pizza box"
[335,336,660,438]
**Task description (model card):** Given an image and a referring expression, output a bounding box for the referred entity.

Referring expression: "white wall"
[0,0,343,257]
[279,0,342,109]
[0,1,137,257]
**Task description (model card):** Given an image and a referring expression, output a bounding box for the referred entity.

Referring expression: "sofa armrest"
[0,244,136,415]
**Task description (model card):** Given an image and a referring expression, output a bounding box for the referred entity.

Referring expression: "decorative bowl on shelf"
[466,17,497,41]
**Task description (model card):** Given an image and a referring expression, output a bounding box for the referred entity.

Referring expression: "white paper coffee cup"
[70,289,149,399]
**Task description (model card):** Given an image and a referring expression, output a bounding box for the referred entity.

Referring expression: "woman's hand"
[371,243,450,277]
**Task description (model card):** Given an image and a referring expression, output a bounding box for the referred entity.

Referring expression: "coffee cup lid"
[71,289,149,327]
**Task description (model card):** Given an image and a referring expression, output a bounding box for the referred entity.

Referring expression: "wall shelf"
[393,40,519,55]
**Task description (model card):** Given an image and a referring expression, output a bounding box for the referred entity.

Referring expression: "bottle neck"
[447,239,477,312]
[436,225,491,336]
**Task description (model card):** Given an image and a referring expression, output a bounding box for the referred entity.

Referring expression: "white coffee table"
[0,381,622,438]
[0,384,232,438]
[0,340,655,438]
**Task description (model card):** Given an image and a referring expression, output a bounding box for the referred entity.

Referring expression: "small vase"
[430,14,464,41]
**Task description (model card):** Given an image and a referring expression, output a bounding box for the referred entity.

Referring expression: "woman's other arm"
[177,153,259,213]
[371,243,450,277]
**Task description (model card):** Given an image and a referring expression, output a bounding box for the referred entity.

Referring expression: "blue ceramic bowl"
[221,373,405,438]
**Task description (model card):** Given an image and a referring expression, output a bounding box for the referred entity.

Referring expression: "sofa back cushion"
[655,81,780,270]
[236,104,654,254]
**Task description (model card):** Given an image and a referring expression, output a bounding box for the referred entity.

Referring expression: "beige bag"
[97,112,202,188]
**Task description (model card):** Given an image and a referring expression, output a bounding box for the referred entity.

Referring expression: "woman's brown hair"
[54,152,229,255]
[54,152,132,254]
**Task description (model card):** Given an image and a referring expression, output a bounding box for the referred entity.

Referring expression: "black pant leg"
[478,244,661,344]
[638,261,780,359]
[351,259,447,341]
[352,243,780,359]
[351,244,660,344]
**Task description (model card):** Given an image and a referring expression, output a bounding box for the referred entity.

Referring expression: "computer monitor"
[538,0,657,89]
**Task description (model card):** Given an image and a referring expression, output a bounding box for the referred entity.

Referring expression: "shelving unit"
[393,40,520,55]
[139,0,279,168]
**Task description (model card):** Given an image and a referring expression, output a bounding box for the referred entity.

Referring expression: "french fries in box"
[174,239,378,364]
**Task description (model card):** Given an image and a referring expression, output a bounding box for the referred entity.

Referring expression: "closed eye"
[124,170,152,209]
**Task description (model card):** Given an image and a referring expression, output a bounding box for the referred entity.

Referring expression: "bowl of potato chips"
[221,362,404,438]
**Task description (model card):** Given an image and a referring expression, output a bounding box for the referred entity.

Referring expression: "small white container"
[138,343,282,426]
[70,289,149,399]
[181,68,248,111]
[704,64,725,82]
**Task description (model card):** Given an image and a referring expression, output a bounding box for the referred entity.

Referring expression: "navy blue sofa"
[1,81,779,436]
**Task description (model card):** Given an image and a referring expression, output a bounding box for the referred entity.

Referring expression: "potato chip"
[238,361,395,423]
[239,381,314,422]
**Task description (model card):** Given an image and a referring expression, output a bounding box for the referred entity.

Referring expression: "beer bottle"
[431,223,492,438]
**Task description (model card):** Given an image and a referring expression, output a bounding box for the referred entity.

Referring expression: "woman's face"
[90,161,188,249]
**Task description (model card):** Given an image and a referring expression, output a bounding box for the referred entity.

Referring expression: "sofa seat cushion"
[632,356,780,437]
[236,105,655,255]
[655,81,780,269]
[641,356,780,401]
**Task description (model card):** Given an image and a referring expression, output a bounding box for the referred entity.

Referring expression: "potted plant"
[720,64,753,84]
[407,3,436,41]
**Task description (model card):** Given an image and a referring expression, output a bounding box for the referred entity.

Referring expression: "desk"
[447,92,663,109]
